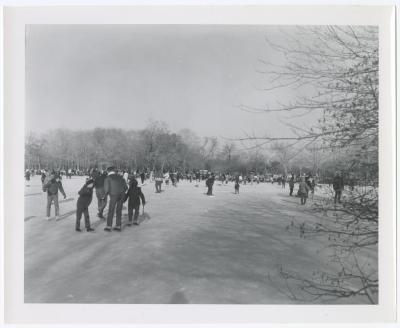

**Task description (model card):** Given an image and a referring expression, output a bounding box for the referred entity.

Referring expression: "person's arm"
[59,182,67,198]
[103,177,110,197]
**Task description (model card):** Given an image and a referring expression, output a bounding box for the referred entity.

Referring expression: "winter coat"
[104,173,128,197]
[123,185,145,207]
[298,181,309,196]
[332,176,344,191]
[43,179,66,197]
[206,177,215,187]
[77,185,93,209]
[94,172,107,190]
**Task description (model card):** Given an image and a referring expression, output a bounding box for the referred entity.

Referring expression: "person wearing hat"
[103,166,128,231]
[43,173,67,219]
[75,178,95,232]
[123,178,146,226]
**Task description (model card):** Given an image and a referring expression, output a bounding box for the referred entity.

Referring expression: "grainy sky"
[26,25,317,138]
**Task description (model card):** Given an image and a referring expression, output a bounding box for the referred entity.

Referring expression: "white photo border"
[3,5,396,324]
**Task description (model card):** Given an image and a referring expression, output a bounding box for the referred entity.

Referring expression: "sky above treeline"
[26,25,320,139]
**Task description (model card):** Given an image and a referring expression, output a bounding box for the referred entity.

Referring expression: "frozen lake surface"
[24,176,376,304]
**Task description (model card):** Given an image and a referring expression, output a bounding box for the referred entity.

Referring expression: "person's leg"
[54,195,59,216]
[338,190,342,203]
[334,191,338,204]
[96,189,106,216]
[115,196,123,227]
[128,201,133,223]
[106,196,117,228]
[46,195,52,217]
[134,205,140,224]
[84,208,92,230]
[76,207,82,231]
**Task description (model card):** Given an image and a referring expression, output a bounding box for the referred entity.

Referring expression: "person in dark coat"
[234,175,240,194]
[140,172,146,184]
[43,175,67,219]
[103,167,128,231]
[206,174,215,196]
[332,171,344,204]
[75,179,95,232]
[25,170,31,181]
[93,170,108,218]
[123,178,146,226]
[289,174,295,196]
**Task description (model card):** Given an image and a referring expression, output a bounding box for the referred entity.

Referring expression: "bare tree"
[239,26,379,303]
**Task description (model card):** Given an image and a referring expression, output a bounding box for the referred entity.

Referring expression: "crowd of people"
[29,166,346,232]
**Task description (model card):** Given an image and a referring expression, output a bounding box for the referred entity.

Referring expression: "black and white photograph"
[3,4,396,324]
[23,23,380,305]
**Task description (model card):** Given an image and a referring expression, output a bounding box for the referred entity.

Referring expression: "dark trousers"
[96,188,107,215]
[107,194,124,227]
[141,177,145,184]
[46,194,59,217]
[76,206,90,229]
[128,204,140,222]
[155,181,162,192]
[334,190,342,204]
[207,185,213,195]
[300,195,307,205]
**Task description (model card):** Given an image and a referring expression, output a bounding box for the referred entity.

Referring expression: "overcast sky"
[26,25,318,138]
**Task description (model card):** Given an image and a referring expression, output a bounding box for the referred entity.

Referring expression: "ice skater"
[234,176,240,194]
[75,178,95,232]
[298,177,310,205]
[289,174,295,196]
[333,171,344,204]
[43,173,67,220]
[93,170,108,219]
[206,174,215,196]
[103,166,128,232]
[123,178,146,226]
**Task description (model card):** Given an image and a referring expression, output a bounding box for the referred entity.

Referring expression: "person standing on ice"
[25,169,31,181]
[43,173,67,220]
[103,166,127,232]
[93,170,108,219]
[123,178,146,226]
[155,171,163,193]
[332,171,344,204]
[206,173,215,196]
[234,175,240,194]
[289,174,295,196]
[75,178,95,232]
[298,177,310,205]
[140,171,146,184]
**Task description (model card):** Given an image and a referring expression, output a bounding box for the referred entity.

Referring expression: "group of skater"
[40,166,146,232]
[34,166,346,232]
